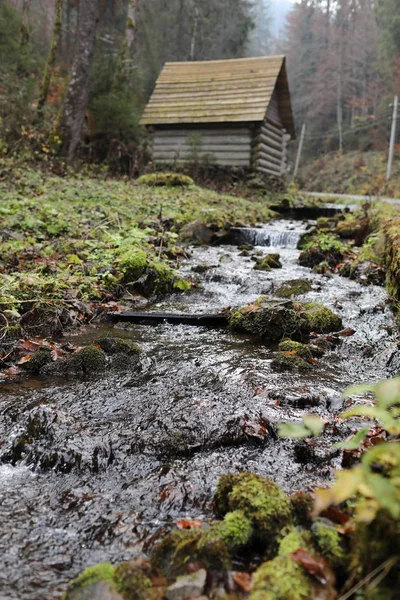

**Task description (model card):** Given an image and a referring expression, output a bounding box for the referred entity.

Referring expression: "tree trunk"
[59,0,99,164]
[113,0,137,91]
[176,0,185,59]
[37,0,63,117]
[20,0,30,46]
[190,2,199,61]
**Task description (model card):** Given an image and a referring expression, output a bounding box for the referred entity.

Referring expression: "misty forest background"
[1,0,399,180]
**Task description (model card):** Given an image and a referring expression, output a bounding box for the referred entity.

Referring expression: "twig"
[339,556,398,600]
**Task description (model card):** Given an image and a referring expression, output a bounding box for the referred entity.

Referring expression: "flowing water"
[0,220,399,599]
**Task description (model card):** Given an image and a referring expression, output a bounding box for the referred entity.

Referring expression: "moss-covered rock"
[214,473,292,554]
[218,510,254,549]
[136,172,194,187]
[249,555,312,600]
[274,279,312,298]
[64,563,117,600]
[298,302,342,334]
[228,298,342,342]
[21,347,52,374]
[115,558,166,600]
[151,528,231,581]
[298,233,346,269]
[254,253,282,271]
[98,337,141,355]
[119,251,189,296]
[312,520,346,571]
[2,323,22,340]
[278,529,315,556]
[68,345,107,373]
[290,493,314,528]
[271,351,312,372]
[228,299,300,343]
[119,250,148,282]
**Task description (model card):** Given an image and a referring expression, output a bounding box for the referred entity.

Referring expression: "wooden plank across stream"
[108,311,229,327]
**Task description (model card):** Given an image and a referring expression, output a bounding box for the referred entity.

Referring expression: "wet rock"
[229,298,342,342]
[45,345,107,375]
[254,253,282,271]
[115,558,167,600]
[180,220,217,245]
[339,260,386,286]
[274,279,312,298]
[165,569,207,600]
[294,438,340,465]
[298,233,345,269]
[20,347,52,374]
[290,492,314,527]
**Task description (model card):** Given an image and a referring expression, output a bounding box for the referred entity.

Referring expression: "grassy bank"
[300,150,400,198]
[0,162,276,327]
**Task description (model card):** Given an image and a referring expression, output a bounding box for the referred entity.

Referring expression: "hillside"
[299,150,400,198]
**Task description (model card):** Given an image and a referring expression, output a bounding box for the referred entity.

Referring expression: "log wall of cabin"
[151,126,252,167]
[253,90,290,178]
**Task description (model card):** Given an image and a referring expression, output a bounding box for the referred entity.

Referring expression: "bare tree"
[37,0,63,117]
[59,0,99,163]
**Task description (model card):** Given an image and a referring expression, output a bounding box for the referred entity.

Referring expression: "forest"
[0,2,400,600]
[1,0,399,171]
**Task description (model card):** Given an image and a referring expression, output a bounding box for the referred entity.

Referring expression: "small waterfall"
[230,227,302,249]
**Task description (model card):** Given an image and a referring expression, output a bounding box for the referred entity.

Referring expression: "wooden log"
[265,118,284,135]
[255,133,283,153]
[261,123,283,143]
[153,136,251,147]
[257,152,281,168]
[257,165,281,178]
[254,142,283,161]
[257,157,281,174]
[154,128,252,138]
[108,311,229,327]
[153,150,251,161]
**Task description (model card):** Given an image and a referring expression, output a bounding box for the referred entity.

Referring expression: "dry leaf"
[176,519,202,530]
[233,571,253,592]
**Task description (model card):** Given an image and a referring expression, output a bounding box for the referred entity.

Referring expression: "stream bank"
[0,219,399,599]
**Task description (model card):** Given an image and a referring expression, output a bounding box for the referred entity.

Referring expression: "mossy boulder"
[64,563,117,600]
[249,555,312,600]
[115,558,166,600]
[298,302,342,334]
[228,298,342,342]
[151,527,231,581]
[278,529,315,556]
[98,337,141,356]
[136,172,194,187]
[312,520,347,571]
[290,493,314,528]
[298,233,346,269]
[21,347,52,374]
[119,251,189,296]
[274,279,312,298]
[254,253,282,271]
[67,345,107,373]
[214,473,292,554]
[228,299,300,343]
[271,352,312,372]
[179,219,217,245]
[119,250,148,282]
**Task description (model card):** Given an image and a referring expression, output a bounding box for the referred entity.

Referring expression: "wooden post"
[293,123,306,179]
[387,95,398,182]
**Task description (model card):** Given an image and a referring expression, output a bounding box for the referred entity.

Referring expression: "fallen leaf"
[321,506,351,526]
[233,571,253,592]
[17,354,32,365]
[176,519,202,530]
[290,549,330,585]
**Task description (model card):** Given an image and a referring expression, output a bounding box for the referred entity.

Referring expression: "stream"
[0,219,399,599]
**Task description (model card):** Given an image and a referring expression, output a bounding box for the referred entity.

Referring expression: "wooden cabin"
[139,55,296,178]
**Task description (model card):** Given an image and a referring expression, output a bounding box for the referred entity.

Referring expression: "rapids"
[0,220,398,599]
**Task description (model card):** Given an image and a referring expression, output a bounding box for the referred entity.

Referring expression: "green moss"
[0,294,18,310]
[218,510,253,549]
[228,299,299,343]
[290,493,314,527]
[115,559,163,600]
[98,337,141,355]
[298,302,342,333]
[274,279,312,298]
[278,340,311,357]
[298,232,346,268]
[279,529,315,556]
[119,250,148,282]
[64,563,116,599]
[2,324,22,340]
[271,352,312,371]
[249,555,312,600]
[151,528,231,581]
[254,253,282,271]
[214,473,292,554]
[69,345,107,373]
[22,347,52,374]
[136,172,194,187]
[312,521,346,570]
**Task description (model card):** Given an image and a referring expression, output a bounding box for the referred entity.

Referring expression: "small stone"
[166,569,207,600]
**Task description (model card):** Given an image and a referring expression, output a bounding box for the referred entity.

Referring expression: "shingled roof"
[140,55,295,137]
